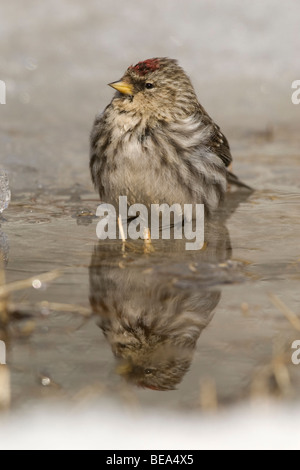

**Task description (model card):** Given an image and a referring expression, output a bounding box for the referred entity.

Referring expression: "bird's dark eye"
[144,368,155,375]
[145,83,154,90]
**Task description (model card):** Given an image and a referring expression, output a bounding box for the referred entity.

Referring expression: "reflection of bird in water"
[89,199,248,390]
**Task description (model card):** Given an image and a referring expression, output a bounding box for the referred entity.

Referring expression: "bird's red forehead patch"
[129,59,160,76]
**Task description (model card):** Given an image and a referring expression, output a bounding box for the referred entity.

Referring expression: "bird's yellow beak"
[116,362,132,376]
[109,80,134,95]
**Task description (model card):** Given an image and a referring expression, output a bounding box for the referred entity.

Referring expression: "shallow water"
[1,174,299,411]
[0,0,299,414]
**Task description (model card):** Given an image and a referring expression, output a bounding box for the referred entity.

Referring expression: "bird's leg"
[143,227,154,253]
[118,216,126,253]
[227,163,233,192]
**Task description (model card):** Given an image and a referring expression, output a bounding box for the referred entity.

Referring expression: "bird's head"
[115,342,194,391]
[109,57,198,120]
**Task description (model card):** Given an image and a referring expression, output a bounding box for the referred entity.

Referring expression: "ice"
[0,171,11,214]
[0,230,9,265]
[0,402,299,450]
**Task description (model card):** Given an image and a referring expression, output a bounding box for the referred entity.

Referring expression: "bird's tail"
[226,170,253,191]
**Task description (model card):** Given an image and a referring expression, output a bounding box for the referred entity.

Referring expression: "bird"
[90,57,251,215]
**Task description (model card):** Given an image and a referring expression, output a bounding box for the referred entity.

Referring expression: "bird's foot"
[118,216,127,253]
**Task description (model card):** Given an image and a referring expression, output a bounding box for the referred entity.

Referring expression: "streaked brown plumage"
[90,57,250,214]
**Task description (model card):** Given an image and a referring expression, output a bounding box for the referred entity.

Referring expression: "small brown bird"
[90,58,250,214]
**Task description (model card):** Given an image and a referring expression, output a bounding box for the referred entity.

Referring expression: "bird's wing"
[198,110,252,190]
[200,112,233,168]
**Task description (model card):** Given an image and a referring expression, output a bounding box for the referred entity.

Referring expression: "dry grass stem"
[269,293,300,332]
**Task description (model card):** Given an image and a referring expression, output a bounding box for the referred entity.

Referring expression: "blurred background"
[1,0,299,191]
[0,0,299,450]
